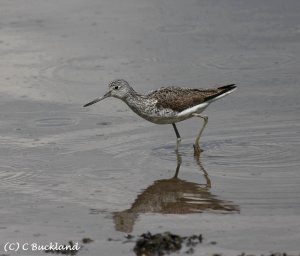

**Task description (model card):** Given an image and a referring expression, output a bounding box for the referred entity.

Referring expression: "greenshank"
[83,79,236,154]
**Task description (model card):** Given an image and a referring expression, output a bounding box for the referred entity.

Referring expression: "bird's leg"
[172,123,181,151]
[173,149,182,178]
[192,114,208,155]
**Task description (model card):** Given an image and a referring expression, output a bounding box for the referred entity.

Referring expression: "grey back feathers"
[147,84,236,112]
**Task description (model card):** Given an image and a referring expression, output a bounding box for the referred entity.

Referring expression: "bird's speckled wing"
[146,85,235,112]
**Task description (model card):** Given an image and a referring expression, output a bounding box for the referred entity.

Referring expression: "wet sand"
[1,0,300,255]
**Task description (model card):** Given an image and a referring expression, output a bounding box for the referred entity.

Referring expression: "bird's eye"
[114,86,119,90]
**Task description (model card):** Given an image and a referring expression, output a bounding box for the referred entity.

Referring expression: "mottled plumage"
[147,84,236,113]
[83,79,236,153]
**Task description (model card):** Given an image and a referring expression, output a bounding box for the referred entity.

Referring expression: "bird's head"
[83,79,132,107]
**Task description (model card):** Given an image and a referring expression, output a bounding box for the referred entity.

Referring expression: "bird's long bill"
[83,91,111,107]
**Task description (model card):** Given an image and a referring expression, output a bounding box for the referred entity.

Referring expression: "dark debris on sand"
[133,231,203,256]
[81,238,93,244]
[107,232,300,256]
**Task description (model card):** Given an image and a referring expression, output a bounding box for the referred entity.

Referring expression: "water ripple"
[151,122,299,172]
[39,55,162,85]
[208,124,300,170]
[203,53,294,70]
[35,117,77,127]
[0,166,40,192]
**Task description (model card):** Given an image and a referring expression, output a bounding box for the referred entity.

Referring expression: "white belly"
[141,102,210,125]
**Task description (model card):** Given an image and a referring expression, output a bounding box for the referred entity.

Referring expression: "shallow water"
[0,0,300,255]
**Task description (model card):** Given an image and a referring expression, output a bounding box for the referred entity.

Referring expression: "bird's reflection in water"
[113,150,239,233]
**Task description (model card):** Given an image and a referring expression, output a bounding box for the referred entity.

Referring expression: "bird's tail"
[217,84,236,91]
[205,84,237,102]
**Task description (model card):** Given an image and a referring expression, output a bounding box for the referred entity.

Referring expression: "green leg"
[192,114,208,155]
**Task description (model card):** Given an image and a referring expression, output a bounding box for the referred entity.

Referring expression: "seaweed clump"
[133,232,202,256]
